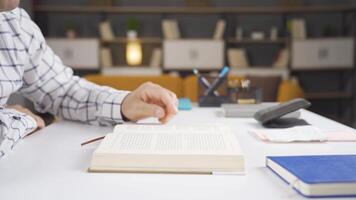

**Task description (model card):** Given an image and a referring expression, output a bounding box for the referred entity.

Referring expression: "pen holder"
[198,74,230,107]
[228,86,262,104]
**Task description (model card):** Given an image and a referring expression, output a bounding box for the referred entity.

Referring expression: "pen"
[81,136,105,146]
[203,66,230,96]
[193,69,219,96]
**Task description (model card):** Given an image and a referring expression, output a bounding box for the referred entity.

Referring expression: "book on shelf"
[100,47,113,68]
[227,48,250,68]
[273,48,289,69]
[290,19,306,39]
[266,155,356,197]
[99,21,115,40]
[162,19,181,39]
[89,124,245,174]
[149,48,162,68]
[235,27,243,40]
[213,19,226,40]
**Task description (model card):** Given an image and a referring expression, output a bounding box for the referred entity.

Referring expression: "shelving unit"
[34,5,355,14]
[33,3,356,126]
[291,67,354,71]
[226,38,289,44]
[34,4,356,68]
[102,37,290,45]
[229,68,289,79]
[100,37,162,44]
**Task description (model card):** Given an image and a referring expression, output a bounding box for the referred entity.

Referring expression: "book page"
[97,125,240,155]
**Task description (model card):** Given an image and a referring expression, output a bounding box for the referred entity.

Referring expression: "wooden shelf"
[227,38,289,44]
[101,37,162,44]
[291,67,354,71]
[33,5,356,14]
[229,67,289,79]
[101,66,162,76]
[102,38,289,44]
[305,92,353,100]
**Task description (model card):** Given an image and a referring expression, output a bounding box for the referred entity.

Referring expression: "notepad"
[89,124,244,174]
[266,155,356,198]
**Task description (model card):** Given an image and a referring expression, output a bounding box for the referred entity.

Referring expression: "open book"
[89,124,244,174]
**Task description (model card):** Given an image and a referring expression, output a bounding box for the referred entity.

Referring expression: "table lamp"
[126,30,142,66]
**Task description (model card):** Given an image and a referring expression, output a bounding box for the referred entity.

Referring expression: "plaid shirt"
[0,8,129,158]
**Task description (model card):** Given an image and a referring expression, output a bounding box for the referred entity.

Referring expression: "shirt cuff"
[6,108,38,136]
[99,91,130,125]
[0,108,38,158]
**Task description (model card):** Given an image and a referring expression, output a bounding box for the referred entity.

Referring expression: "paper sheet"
[250,126,356,143]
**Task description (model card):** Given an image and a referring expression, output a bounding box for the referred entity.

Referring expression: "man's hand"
[7,105,45,129]
[121,82,179,123]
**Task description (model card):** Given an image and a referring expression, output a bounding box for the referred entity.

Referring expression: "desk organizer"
[197,74,230,107]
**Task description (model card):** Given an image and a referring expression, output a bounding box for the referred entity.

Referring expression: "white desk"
[1,108,356,200]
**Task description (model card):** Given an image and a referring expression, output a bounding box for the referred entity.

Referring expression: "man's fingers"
[149,86,178,123]
[155,91,178,123]
[166,89,179,107]
[136,102,165,120]
[35,115,45,129]
[21,109,45,129]
[28,113,45,129]
[121,82,179,123]
[142,84,178,118]
[7,104,46,128]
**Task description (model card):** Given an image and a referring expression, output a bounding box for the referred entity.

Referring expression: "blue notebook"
[266,155,356,198]
[178,98,192,110]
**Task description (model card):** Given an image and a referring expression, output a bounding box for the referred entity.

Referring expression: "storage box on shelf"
[291,38,354,70]
[163,39,224,70]
[46,38,100,70]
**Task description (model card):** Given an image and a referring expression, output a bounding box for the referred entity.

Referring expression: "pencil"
[81,136,105,146]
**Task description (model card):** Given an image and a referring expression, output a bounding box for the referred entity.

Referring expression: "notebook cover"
[267,155,356,198]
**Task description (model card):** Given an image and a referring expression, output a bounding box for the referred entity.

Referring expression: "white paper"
[250,126,328,142]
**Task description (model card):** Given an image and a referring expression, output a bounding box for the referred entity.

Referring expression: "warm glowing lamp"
[126,31,142,66]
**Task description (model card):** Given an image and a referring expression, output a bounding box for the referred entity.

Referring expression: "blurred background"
[18,0,356,126]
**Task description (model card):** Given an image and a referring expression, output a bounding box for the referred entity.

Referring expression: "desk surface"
[1,108,356,200]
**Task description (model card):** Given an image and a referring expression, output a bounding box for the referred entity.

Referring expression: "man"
[0,1,178,157]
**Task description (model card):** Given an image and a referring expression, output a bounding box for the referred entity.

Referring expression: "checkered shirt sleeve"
[0,8,130,158]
